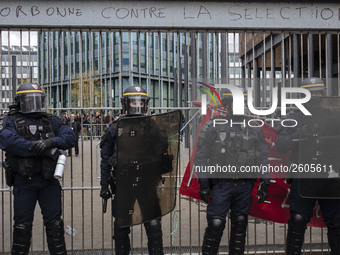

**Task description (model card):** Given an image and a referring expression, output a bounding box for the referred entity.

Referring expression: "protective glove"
[199,180,211,203]
[255,182,269,203]
[100,185,112,200]
[29,139,54,156]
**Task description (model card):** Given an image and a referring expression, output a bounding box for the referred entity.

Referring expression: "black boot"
[229,213,248,255]
[45,218,67,255]
[202,217,226,255]
[286,213,309,255]
[144,218,164,255]
[12,223,32,255]
[113,222,131,255]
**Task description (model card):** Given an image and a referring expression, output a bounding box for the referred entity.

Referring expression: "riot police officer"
[100,86,164,255]
[194,90,270,255]
[276,77,340,255]
[0,83,76,255]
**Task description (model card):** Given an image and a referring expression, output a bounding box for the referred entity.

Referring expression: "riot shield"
[298,96,340,198]
[115,110,181,227]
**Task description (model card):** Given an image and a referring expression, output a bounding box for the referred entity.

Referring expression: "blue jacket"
[0,111,76,157]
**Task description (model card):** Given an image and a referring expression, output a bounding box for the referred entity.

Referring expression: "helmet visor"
[19,93,46,114]
[126,96,148,115]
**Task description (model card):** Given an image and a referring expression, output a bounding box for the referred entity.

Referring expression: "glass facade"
[38,31,241,113]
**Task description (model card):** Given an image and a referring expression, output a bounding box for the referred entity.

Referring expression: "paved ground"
[0,139,329,254]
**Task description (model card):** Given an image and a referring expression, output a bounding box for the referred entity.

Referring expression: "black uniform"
[0,105,76,255]
[100,85,163,255]
[195,114,270,255]
[276,110,340,255]
[100,117,164,255]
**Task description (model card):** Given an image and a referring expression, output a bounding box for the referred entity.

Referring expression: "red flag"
[179,104,326,228]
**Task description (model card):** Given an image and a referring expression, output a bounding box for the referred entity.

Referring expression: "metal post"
[247,63,251,89]
[191,32,198,152]
[293,34,300,87]
[281,34,286,89]
[326,34,333,96]
[173,68,178,107]
[178,54,182,107]
[202,33,208,83]
[184,34,189,148]
[221,33,227,84]
[11,55,17,103]
[254,58,260,107]
[262,34,266,107]
[308,34,314,77]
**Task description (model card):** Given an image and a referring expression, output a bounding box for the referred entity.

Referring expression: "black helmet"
[121,86,150,116]
[15,83,46,114]
[301,77,325,92]
[221,93,233,110]
[221,88,247,113]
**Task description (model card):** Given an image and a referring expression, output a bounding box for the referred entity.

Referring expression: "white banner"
[0,1,339,30]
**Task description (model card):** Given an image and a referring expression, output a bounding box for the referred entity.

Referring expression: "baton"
[103,199,107,213]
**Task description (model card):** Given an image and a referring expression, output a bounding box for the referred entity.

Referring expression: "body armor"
[6,110,58,179]
[209,116,258,170]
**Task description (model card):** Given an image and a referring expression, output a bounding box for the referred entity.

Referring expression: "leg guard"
[229,213,248,255]
[45,218,67,255]
[144,218,164,255]
[113,222,131,255]
[286,213,309,255]
[328,214,340,255]
[202,216,226,255]
[12,223,32,255]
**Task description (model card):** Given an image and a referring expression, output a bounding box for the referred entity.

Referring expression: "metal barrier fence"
[0,26,339,253]
[0,141,330,254]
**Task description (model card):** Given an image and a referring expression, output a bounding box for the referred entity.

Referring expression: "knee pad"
[144,218,162,237]
[45,218,64,233]
[230,213,248,224]
[144,218,162,230]
[230,213,248,231]
[288,213,309,230]
[207,216,226,232]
